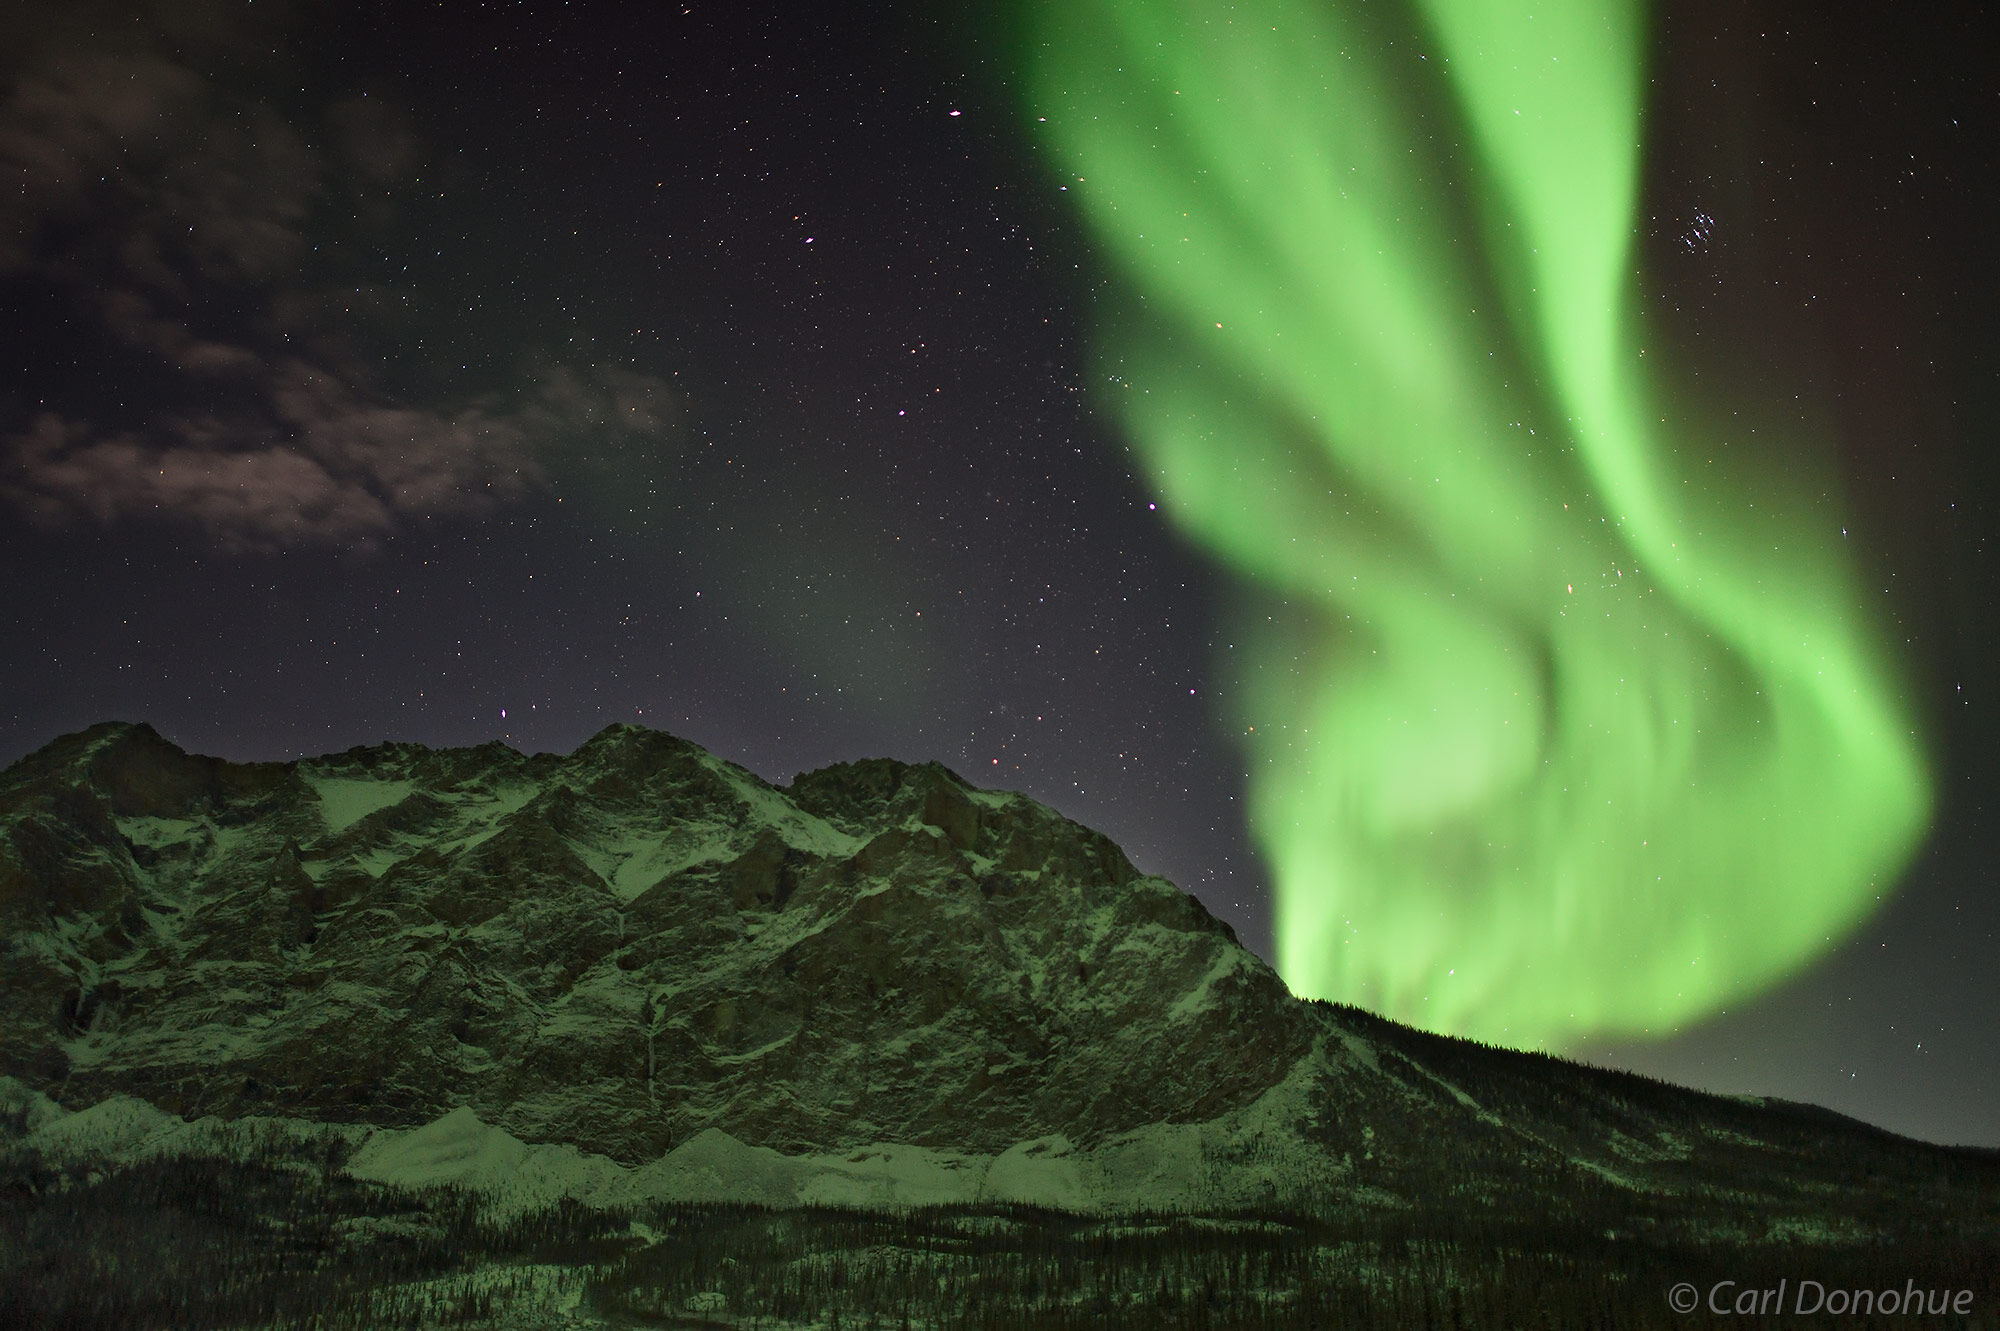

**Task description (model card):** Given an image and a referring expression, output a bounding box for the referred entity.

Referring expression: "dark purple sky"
[2,0,1993,1147]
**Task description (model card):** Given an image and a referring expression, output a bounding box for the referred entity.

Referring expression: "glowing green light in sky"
[1012,0,1931,1046]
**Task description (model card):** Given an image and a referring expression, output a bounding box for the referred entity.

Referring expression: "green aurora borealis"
[1014,0,1932,1046]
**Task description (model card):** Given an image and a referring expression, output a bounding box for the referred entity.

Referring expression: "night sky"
[3,0,1993,1147]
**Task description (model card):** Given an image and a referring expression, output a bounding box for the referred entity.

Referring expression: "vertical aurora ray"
[1012,0,1931,1045]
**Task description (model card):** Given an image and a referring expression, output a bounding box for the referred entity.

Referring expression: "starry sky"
[2,0,1993,1147]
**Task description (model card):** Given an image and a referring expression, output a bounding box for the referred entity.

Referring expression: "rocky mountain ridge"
[2,721,1308,1168]
[2,721,1996,1240]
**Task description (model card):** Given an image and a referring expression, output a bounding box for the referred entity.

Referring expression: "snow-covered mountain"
[2,721,1995,1237]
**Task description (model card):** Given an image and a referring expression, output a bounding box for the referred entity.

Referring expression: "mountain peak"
[2,719,168,786]
[1,720,1996,1262]
[569,719,707,764]
[1,721,1278,1161]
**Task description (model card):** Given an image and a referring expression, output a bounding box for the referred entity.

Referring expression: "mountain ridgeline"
[3,720,1310,1169]
[0,721,1995,1327]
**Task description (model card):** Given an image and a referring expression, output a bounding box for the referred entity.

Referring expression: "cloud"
[0,49,320,287]
[92,288,264,375]
[0,44,677,552]
[3,359,672,553]
[4,410,393,549]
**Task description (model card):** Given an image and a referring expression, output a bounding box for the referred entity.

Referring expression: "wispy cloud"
[0,43,674,551]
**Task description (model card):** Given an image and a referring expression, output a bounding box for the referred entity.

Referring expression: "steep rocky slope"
[2,721,1995,1242]
[1,721,1309,1165]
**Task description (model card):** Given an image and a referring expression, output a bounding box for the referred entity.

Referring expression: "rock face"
[0,721,1310,1163]
[3,721,1997,1239]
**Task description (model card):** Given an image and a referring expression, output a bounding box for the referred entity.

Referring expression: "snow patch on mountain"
[1166,943,1250,1022]
[116,814,203,849]
[303,774,417,832]
[346,1105,627,1215]
[7,1046,1350,1219]
[721,768,862,860]
[984,1135,1087,1208]
[0,1076,70,1136]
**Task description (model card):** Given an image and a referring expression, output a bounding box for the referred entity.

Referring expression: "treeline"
[1325,1003,2000,1223]
[2,1139,1993,1329]
[0,1143,627,1329]
[1303,1010,2000,1257]
[583,1201,1999,1331]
